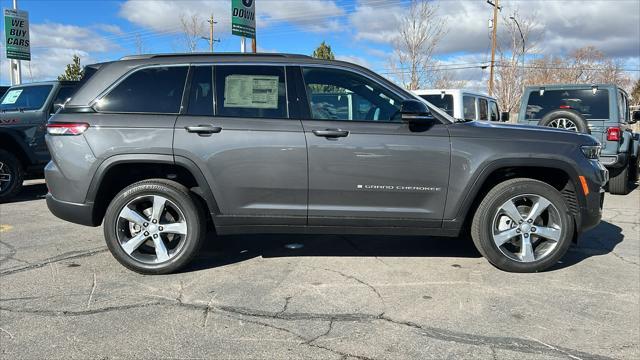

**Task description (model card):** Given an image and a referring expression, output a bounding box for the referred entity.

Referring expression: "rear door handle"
[185,125,222,134]
[312,129,349,138]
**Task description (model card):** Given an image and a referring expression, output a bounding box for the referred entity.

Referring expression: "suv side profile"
[517,84,640,195]
[0,81,78,200]
[413,89,508,122]
[45,54,607,274]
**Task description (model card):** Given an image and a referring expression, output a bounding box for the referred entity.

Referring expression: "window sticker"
[224,75,279,109]
[1,89,23,104]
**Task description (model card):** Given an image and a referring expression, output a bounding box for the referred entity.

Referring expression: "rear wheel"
[608,164,631,195]
[0,150,24,202]
[471,178,574,272]
[103,179,205,274]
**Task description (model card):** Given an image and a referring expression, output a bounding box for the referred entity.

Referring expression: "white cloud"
[350,0,640,59]
[336,54,372,68]
[119,0,344,38]
[1,22,117,84]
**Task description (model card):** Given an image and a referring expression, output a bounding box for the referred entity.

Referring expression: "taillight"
[559,105,571,109]
[46,122,89,136]
[606,127,621,141]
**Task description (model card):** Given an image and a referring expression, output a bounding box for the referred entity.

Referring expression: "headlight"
[580,145,601,159]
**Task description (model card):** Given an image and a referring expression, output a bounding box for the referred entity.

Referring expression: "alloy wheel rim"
[0,161,12,193]
[491,194,563,263]
[116,195,188,264]
[547,118,578,132]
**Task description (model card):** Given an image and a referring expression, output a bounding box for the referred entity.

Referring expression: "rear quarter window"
[525,89,610,120]
[96,66,188,114]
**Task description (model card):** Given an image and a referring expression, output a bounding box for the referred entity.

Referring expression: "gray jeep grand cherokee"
[45,53,607,274]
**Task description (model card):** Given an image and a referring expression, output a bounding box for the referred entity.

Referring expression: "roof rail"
[120,53,312,61]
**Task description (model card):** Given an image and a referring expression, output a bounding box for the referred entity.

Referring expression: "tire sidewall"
[103,181,203,274]
[0,150,24,201]
[477,181,574,272]
[538,110,590,134]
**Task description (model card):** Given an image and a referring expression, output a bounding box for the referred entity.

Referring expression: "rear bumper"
[599,153,627,168]
[46,193,99,227]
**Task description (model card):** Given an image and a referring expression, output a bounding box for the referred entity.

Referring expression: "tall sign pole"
[231,0,255,53]
[487,0,501,96]
[5,0,29,85]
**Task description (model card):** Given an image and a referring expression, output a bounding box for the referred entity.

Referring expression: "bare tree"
[390,0,447,90]
[526,46,631,88]
[432,66,468,89]
[493,11,539,115]
[180,14,204,53]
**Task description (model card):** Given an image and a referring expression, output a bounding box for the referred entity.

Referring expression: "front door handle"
[185,125,222,134]
[312,129,349,138]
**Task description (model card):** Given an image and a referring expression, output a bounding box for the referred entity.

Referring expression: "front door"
[174,64,308,226]
[297,66,450,228]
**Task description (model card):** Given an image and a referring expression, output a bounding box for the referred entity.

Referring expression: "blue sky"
[1,0,639,87]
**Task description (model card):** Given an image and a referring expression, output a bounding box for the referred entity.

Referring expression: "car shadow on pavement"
[1,181,47,204]
[184,220,625,273]
[184,233,483,272]
[549,220,624,271]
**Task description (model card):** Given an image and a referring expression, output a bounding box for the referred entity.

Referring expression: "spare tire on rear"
[538,110,590,134]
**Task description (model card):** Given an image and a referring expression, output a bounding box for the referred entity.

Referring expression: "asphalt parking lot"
[0,180,638,360]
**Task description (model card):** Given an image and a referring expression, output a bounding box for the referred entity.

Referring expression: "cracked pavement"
[0,181,638,359]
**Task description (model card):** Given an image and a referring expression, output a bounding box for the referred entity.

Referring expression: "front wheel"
[471,178,574,272]
[103,179,205,274]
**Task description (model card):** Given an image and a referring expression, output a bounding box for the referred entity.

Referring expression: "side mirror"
[401,99,434,124]
[500,112,510,122]
[631,110,640,124]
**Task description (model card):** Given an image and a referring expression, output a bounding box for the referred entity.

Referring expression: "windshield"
[0,85,53,111]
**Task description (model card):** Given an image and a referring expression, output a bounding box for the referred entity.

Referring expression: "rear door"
[173,64,307,226]
[296,66,450,228]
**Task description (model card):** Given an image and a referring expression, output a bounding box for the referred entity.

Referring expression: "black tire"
[630,154,639,183]
[471,178,574,273]
[0,150,24,202]
[538,110,590,133]
[103,179,205,274]
[608,164,630,195]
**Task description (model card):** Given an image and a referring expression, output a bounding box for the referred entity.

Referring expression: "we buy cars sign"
[4,8,30,61]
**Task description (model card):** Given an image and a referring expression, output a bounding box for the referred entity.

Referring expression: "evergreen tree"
[58,55,84,81]
[312,41,335,60]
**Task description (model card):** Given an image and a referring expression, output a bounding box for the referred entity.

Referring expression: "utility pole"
[10,0,22,85]
[206,15,218,52]
[487,0,501,96]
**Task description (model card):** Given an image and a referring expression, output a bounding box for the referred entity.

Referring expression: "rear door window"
[525,89,610,120]
[463,96,476,121]
[478,98,489,120]
[96,66,188,114]
[420,94,454,116]
[0,85,53,111]
[187,66,214,116]
[214,65,287,119]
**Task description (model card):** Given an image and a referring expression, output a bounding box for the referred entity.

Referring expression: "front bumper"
[577,161,608,233]
[46,193,99,227]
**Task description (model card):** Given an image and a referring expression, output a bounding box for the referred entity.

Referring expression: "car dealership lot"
[0,181,638,359]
